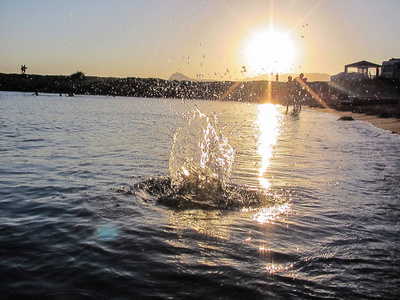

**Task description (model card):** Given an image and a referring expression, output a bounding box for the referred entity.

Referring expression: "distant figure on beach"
[297,73,307,83]
[21,65,27,74]
[275,73,279,82]
[285,76,295,114]
[292,73,309,113]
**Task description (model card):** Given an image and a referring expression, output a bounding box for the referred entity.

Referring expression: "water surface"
[0,91,399,299]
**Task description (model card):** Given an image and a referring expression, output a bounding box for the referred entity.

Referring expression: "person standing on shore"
[293,73,308,113]
[285,76,295,114]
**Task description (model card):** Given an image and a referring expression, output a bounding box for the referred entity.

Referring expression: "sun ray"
[218,82,241,101]
[220,0,324,79]
[220,0,255,35]
[290,0,325,34]
[295,77,330,109]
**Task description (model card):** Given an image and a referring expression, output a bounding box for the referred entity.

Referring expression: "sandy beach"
[308,106,400,137]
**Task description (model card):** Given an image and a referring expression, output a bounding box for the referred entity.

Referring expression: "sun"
[244,29,296,76]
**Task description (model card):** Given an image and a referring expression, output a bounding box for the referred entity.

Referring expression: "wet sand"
[307,107,400,136]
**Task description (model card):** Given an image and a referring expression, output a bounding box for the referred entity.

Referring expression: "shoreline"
[1,72,399,136]
[307,106,400,137]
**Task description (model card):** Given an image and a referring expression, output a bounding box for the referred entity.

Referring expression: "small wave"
[16,252,75,274]
[34,289,100,300]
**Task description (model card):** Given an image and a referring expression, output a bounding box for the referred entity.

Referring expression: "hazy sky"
[1,0,399,80]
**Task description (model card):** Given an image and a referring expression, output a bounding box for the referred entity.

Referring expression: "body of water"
[1,91,399,299]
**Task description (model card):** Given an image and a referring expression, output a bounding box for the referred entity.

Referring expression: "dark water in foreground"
[1,91,399,299]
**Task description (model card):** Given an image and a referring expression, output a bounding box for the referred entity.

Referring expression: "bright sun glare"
[245,29,296,76]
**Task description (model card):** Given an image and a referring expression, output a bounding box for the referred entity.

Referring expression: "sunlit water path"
[0,91,399,299]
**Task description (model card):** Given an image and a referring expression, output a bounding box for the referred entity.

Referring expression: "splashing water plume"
[169,107,235,193]
[132,107,286,210]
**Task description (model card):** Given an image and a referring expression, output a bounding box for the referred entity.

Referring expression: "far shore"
[308,106,400,136]
[1,72,399,135]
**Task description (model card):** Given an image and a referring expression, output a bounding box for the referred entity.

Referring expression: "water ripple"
[16,252,75,274]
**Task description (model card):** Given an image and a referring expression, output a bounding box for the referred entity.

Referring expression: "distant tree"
[70,71,85,80]
[21,65,27,74]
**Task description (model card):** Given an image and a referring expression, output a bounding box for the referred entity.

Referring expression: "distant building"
[381,58,400,80]
[331,60,381,82]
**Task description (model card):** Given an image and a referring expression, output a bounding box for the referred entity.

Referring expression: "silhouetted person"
[21,65,27,74]
[293,73,308,113]
[296,73,303,82]
[285,76,294,114]
[297,73,308,83]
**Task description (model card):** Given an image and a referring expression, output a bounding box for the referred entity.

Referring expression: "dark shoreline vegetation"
[1,72,400,118]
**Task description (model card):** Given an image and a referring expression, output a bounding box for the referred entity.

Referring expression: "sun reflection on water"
[251,202,292,224]
[250,104,293,225]
[265,263,294,274]
[256,104,282,189]
[167,210,234,240]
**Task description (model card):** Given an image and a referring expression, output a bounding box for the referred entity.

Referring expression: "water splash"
[130,107,284,210]
[134,176,276,209]
[169,107,235,193]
